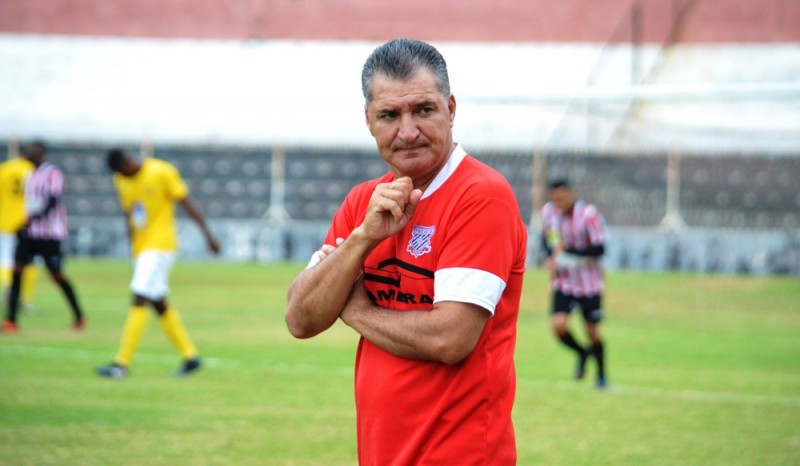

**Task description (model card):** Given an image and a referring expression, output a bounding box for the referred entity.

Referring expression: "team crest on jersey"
[407,225,435,258]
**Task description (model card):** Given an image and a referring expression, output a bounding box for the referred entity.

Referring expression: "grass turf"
[1,259,798,465]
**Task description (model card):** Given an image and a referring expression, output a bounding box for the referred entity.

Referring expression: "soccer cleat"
[72,319,86,331]
[174,358,201,377]
[596,376,608,390]
[96,363,129,378]
[2,321,17,334]
[575,350,589,380]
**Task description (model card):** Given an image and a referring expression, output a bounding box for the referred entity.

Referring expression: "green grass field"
[1,259,798,465]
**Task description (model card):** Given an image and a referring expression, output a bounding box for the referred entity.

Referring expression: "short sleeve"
[434,186,526,312]
[164,163,189,200]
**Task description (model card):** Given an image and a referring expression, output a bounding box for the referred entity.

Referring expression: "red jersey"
[541,199,605,296]
[25,162,69,240]
[325,144,527,465]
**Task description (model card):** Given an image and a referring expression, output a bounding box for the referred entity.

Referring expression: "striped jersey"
[25,162,69,240]
[541,199,605,296]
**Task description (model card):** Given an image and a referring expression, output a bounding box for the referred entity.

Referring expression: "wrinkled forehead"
[368,69,445,107]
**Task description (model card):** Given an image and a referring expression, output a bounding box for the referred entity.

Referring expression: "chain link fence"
[6,140,796,275]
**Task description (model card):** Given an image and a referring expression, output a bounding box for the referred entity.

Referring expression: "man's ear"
[448,94,456,127]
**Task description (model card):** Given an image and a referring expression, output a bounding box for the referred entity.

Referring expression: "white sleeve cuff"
[305,250,325,269]
[434,267,506,315]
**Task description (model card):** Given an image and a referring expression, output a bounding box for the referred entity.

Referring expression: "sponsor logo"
[367,288,434,305]
[363,257,435,307]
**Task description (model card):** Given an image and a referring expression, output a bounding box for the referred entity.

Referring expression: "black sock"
[558,332,585,356]
[56,278,83,321]
[6,272,22,323]
[591,342,606,379]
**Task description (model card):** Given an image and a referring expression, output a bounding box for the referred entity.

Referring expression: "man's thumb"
[401,188,423,224]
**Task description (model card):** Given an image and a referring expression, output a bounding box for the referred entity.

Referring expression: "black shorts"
[14,237,65,273]
[551,290,603,323]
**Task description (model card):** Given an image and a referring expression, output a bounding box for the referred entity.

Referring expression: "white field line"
[0,344,353,377]
[3,344,798,407]
[605,383,800,407]
[517,377,800,408]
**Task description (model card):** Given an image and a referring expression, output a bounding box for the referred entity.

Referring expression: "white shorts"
[0,233,17,269]
[130,251,175,301]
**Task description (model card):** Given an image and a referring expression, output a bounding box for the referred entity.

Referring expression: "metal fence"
[5,140,799,275]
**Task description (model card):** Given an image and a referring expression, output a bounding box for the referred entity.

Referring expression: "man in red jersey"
[541,179,608,389]
[286,38,527,465]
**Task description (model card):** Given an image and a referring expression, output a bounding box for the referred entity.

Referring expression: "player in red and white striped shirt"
[3,141,85,333]
[541,179,608,388]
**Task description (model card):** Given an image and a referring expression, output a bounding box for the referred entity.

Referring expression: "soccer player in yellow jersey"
[0,149,39,308]
[97,148,220,378]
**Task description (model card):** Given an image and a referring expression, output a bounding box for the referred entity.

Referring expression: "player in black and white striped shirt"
[542,178,608,388]
[3,141,85,333]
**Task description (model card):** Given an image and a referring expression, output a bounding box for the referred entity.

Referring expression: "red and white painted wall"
[1,0,798,152]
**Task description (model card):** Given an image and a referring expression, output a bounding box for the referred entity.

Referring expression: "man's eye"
[380,112,398,120]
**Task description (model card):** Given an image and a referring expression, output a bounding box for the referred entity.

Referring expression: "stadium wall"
[2,0,798,43]
[7,140,797,276]
[1,0,798,275]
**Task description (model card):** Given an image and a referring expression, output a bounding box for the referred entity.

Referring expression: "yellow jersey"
[0,157,35,233]
[113,158,189,257]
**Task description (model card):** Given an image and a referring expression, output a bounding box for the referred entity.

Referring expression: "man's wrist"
[349,226,382,254]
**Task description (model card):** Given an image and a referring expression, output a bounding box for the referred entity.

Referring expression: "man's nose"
[397,113,420,142]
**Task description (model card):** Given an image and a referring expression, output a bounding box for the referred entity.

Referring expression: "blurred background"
[1,0,798,275]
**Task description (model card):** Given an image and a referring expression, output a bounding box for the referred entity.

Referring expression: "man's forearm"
[27,195,58,221]
[286,228,377,339]
[566,244,605,257]
[340,286,488,365]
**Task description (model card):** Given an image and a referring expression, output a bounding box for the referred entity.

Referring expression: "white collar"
[420,143,467,200]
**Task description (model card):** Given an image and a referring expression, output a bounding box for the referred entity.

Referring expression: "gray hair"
[361,38,451,105]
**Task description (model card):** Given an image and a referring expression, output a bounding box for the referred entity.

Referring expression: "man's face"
[115,158,140,177]
[365,68,456,187]
[550,187,576,213]
[24,145,46,166]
